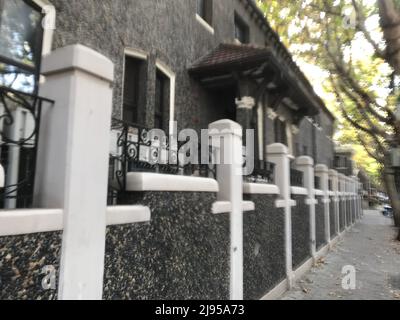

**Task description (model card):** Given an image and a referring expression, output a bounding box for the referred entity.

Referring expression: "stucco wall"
[112,191,230,300]
[0,191,229,300]
[339,200,346,232]
[315,196,326,250]
[243,194,285,300]
[329,197,337,238]
[0,232,61,300]
[291,195,311,270]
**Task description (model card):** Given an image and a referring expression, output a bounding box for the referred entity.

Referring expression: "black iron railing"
[108,118,216,204]
[290,168,304,187]
[314,176,321,190]
[0,86,53,209]
[244,160,275,184]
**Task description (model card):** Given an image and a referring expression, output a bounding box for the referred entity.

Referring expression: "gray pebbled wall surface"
[339,199,346,232]
[110,191,230,300]
[329,197,337,238]
[0,192,229,300]
[291,195,311,270]
[315,196,326,250]
[0,232,61,300]
[243,194,285,300]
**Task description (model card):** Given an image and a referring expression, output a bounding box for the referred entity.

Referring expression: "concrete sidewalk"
[281,210,400,300]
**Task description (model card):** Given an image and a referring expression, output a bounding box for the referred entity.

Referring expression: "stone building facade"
[46,0,335,165]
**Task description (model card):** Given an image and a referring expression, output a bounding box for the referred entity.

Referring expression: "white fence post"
[329,170,340,237]
[36,44,114,300]
[295,156,316,259]
[267,143,294,287]
[315,164,330,244]
[209,119,244,300]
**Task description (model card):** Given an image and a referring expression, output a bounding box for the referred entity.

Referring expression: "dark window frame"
[197,0,213,26]
[234,13,250,44]
[0,0,44,93]
[122,55,145,124]
[274,118,288,146]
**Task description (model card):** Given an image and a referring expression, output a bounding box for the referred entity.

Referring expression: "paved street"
[281,210,400,300]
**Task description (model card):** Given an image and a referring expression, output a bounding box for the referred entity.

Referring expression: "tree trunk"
[383,169,400,240]
[378,0,400,75]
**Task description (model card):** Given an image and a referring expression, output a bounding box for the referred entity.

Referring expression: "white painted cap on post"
[266,143,288,155]
[0,164,4,188]
[208,119,242,137]
[41,44,114,82]
[315,164,329,173]
[296,156,314,166]
[328,169,338,177]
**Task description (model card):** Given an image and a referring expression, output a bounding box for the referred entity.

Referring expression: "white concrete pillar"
[267,143,294,287]
[295,156,316,258]
[315,164,330,244]
[36,45,114,300]
[209,119,244,300]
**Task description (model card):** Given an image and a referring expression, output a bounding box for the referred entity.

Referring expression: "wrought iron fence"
[0,86,53,209]
[108,118,217,204]
[244,160,275,184]
[290,168,304,187]
[314,176,321,190]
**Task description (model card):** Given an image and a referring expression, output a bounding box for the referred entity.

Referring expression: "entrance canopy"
[189,43,325,125]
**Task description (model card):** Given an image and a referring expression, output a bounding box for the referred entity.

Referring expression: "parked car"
[382,204,393,217]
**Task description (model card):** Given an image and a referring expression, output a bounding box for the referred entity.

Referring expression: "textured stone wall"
[291,195,311,270]
[315,196,326,250]
[329,197,337,238]
[0,192,229,300]
[108,191,230,300]
[346,199,352,227]
[243,194,285,300]
[339,200,346,232]
[48,0,334,162]
[0,232,61,300]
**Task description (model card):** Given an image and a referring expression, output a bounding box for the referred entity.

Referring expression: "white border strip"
[0,206,151,237]
[212,201,255,214]
[126,172,219,192]
[195,13,215,34]
[0,209,63,237]
[291,187,309,195]
[243,183,280,195]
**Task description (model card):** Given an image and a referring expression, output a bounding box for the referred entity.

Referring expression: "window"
[234,13,249,44]
[0,0,44,93]
[274,118,288,145]
[197,0,213,26]
[123,55,145,124]
[155,70,168,129]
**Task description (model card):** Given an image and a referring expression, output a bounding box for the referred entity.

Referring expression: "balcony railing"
[108,118,217,204]
[0,86,54,209]
[244,160,275,184]
[290,168,304,187]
